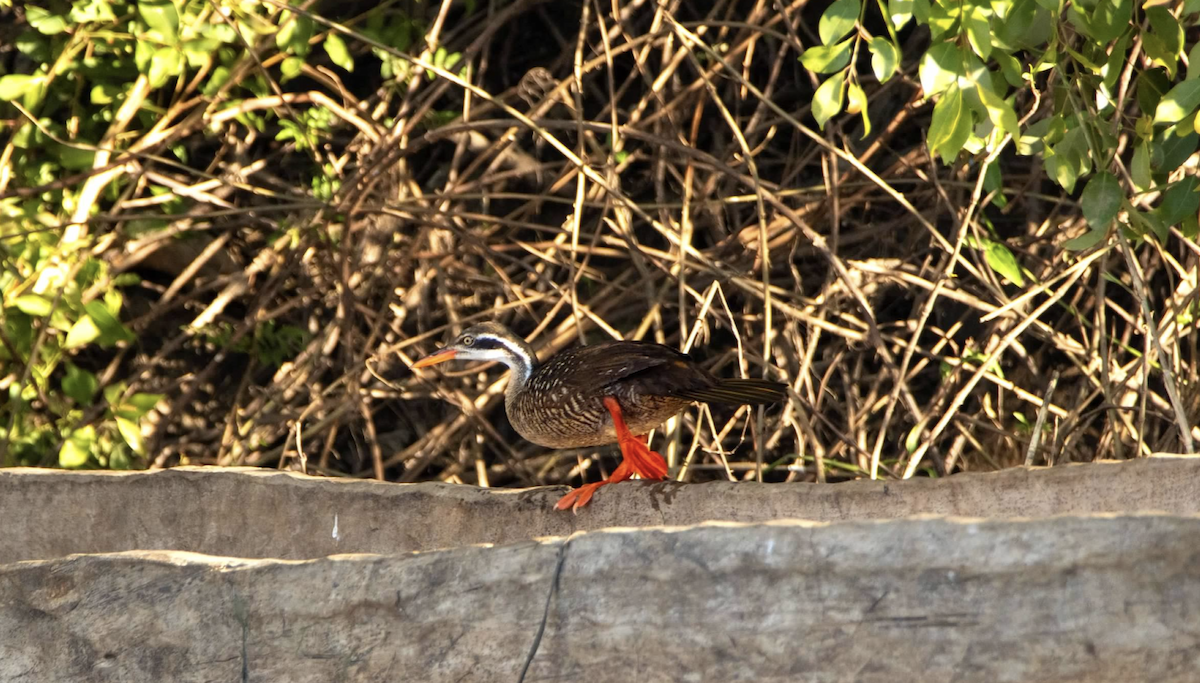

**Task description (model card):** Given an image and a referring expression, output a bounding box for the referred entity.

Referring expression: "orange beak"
[411,348,457,369]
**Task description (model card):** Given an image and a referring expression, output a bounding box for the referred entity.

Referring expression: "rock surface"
[2,515,1199,682]
[3,458,1199,682]
[3,457,1199,562]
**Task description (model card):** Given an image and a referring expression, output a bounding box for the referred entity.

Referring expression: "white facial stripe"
[477,333,533,384]
[477,333,523,357]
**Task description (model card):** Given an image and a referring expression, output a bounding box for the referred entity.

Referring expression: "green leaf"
[996,0,1052,50]
[139,1,180,41]
[964,4,992,59]
[984,240,1026,285]
[799,40,853,74]
[1090,0,1132,43]
[115,416,146,455]
[0,74,44,101]
[27,7,68,35]
[1131,142,1151,194]
[90,83,122,105]
[1156,176,1199,226]
[60,426,96,468]
[277,12,315,56]
[1080,172,1122,232]
[813,72,846,130]
[71,0,118,23]
[889,0,914,27]
[928,85,971,164]
[1143,8,1183,77]
[975,82,1019,139]
[1045,150,1077,193]
[912,0,931,23]
[1137,68,1171,116]
[919,42,960,99]
[103,382,127,408]
[926,0,958,40]
[905,423,922,453]
[281,56,305,82]
[1155,80,1200,125]
[847,81,871,138]
[126,393,165,415]
[147,47,184,89]
[867,37,900,83]
[64,316,101,350]
[324,33,354,71]
[819,0,860,45]
[1130,210,1168,243]
[995,52,1024,88]
[63,363,99,405]
[84,300,134,346]
[1062,227,1107,251]
[1158,130,1198,174]
[12,294,52,316]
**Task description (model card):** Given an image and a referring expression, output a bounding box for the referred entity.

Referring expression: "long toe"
[555,481,607,511]
[621,437,668,480]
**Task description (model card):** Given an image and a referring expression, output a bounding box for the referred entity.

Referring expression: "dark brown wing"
[550,340,723,395]
[579,341,788,405]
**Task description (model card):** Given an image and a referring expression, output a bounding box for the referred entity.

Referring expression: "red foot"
[553,397,669,512]
[554,460,633,511]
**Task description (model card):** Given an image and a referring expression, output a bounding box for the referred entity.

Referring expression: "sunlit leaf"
[12,294,52,316]
[867,37,899,83]
[813,72,846,130]
[324,33,354,71]
[976,82,1019,138]
[919,42,960,98]
[0,74,44,101]
[26,7,68,35]
[281,56,304,81]
[139,1,180,41]
[84,300,135,346]
[147,47,183,88]
[60,426,96,468]
[116,416,146,455]
[964,4,992,59]
[819,0,860,45]
[928,85,971,163]
[64,316,101,350]
[846,81,870,138]
[890,0,914,28]
[799,40,853,74]
[1155,80,1200,124]
[984,240,1026,285]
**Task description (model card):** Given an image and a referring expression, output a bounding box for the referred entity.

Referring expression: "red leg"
[554,396,669,511]
[603,396,668,481]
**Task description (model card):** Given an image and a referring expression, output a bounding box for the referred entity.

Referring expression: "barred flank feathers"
[673,378,788,405]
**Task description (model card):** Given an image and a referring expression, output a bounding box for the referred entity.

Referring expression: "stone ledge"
[3,456,1199,562]
[3,514,1199,683]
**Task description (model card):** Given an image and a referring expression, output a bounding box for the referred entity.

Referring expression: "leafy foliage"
[801,0,1200,253]
[0,0,1195,484]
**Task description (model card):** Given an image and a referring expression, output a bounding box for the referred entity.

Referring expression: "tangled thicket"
[1,0,1197,487]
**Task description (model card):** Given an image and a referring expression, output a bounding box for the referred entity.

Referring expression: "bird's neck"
[493,335,538,400]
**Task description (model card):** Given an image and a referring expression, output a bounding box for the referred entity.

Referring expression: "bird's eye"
[461,335,475,346]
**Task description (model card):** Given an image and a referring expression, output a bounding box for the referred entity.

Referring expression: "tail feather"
[674,378,788,405]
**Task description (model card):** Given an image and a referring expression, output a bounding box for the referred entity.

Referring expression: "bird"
[411,321,788,510]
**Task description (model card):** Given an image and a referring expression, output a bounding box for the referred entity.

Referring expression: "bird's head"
[411,322,531,369]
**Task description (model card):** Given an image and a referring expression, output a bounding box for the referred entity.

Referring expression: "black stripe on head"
[471,336,503,350]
